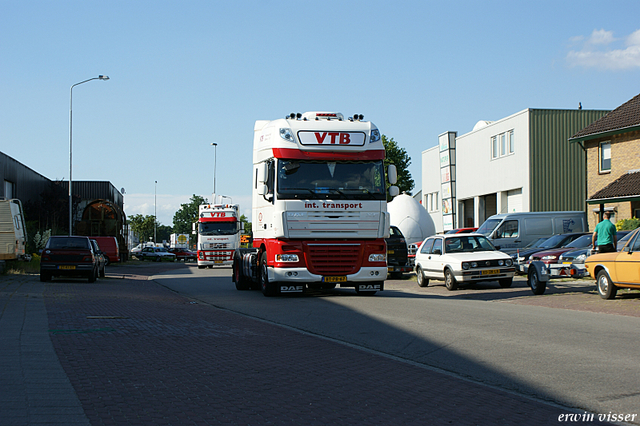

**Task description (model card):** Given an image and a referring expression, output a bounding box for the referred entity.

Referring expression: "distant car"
[414,233,515,290]
[91,236,120,264]
[40,236,99,283]
[136,246,177,262]
[584,228,640,299]
[90,239,107,278]
[168,247,197,262]
[445,227,478,234]
[529,234,594,265]
[386,226,411,278]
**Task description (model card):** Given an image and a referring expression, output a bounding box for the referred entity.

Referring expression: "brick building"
[569,93,640,230]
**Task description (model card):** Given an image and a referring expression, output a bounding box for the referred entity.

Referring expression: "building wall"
[529,109,610,212]
[421,145,442,232]
[585,129,640,229]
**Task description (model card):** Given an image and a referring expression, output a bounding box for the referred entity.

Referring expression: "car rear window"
[47,237,90,250]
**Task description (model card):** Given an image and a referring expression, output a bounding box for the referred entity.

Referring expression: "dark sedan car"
[529,233,594,265]
[40,236,98,282]
[512,232,589,274]
[560,231,631,265]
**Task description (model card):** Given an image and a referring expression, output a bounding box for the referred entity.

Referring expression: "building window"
[425,192,439,213]
[491,130,515,159]
[599,141,611,173]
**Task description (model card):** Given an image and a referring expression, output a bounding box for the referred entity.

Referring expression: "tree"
[129,214,156,244]
[173,195,208,234]
[239,214,251,235]
[382,135,414,200]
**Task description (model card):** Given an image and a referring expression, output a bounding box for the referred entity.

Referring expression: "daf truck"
[233,112,399,296]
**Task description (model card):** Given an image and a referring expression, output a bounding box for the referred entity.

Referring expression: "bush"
[616,218,640,231]
[1,255,40,275]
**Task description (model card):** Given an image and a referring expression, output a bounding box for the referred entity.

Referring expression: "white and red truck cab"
[233,111,398,296]
[195,203,241,269]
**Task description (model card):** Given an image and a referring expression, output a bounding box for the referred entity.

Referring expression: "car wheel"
[416,265,429,287]
[39,271,51,282]
[87,268,96,283]
[99,266,106,278]
[499,278,513,288]
[444,269,458,291]
[596,270,617,300]
[528,268,546,295]
[259,252,277,297]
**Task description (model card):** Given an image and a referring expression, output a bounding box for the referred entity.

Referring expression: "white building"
[422,108,609,233]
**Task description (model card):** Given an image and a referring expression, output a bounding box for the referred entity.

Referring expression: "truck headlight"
[370,129,381,143]
[275,254,299,262]
[279,128,295,142]
[368,253,385,262]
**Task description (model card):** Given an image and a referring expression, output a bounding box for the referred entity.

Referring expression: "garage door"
[507,189,522,213]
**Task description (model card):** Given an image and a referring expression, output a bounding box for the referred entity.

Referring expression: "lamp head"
[98,75,109,80]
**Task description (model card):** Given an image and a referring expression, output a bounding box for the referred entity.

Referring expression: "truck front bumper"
[269,266,388,284]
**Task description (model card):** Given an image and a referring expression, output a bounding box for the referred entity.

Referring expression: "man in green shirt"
[592,211,617,253]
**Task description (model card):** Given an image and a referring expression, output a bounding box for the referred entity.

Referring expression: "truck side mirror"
[257,184,268,196]
[388,185,399,197]
[257,163,268,184]
[388,164,398,185]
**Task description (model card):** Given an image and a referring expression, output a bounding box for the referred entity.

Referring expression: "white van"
[0,198,27,261]
[477,211,587,250]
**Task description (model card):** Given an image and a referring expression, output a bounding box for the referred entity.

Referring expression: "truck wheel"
[416,265,429,287]
[259,252,278,297]
[528,268,546,295]
[444,269,458,291]
[596,270,617,299]
[233,254,251,290]
[499,278,513,288]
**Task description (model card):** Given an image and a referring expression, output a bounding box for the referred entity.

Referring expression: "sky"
[2,1,640,227]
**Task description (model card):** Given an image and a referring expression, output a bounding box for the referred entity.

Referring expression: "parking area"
[384,272,640,318]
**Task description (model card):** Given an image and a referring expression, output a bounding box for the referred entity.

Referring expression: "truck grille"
[304,243,361,275]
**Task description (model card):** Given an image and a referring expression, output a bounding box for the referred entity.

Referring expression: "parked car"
[136,246,177,262]
[445,227,478,234]
[616,230,636,251]
[584,228,640,299]
[90,239,106,278]
[529,233,594,265]
[512,232,589,274]
[414,233,515,290]
[168,247,197,262]
[386,226,411,278]
[40,236,98,283]
[560,231,631,265]
[91,236,120,264]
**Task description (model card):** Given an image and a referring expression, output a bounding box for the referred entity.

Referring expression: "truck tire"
[528,268,546,295]
[444,268,458,291]
[416,265,429,287]
[596,270,617,299]
[259,252,278,297]
[233,253,251,290]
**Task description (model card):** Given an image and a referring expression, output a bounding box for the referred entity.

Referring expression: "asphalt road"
[149,263,640,422]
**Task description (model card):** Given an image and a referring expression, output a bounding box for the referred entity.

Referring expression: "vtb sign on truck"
[233,112,399,296]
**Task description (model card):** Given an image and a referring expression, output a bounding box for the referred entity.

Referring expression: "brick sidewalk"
[41,272,618,426]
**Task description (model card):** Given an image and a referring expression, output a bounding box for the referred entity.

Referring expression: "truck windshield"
[199,222,237,236]
[276,160,386,200]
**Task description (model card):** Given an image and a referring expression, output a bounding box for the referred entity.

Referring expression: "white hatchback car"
[414,233,515,290]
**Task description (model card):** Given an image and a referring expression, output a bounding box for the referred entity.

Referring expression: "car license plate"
[59,265,76,270]
[562,262,572,264]
[482,269,498,275]
[387,250,395,254]
[323,276,346,283]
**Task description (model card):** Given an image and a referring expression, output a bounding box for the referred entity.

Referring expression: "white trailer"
[233,111,399,296]
[0,198,28,261]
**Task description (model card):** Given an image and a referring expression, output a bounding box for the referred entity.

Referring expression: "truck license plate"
[323,276,346,283]
[482,269,498,275]
[59,265,76,270]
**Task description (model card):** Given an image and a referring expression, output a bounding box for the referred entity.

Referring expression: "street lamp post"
[154,181,157,244]
[211,142,217,203]
[69,75,109,235]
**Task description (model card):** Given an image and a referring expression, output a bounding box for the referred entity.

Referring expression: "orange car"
[584,228,640,299]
